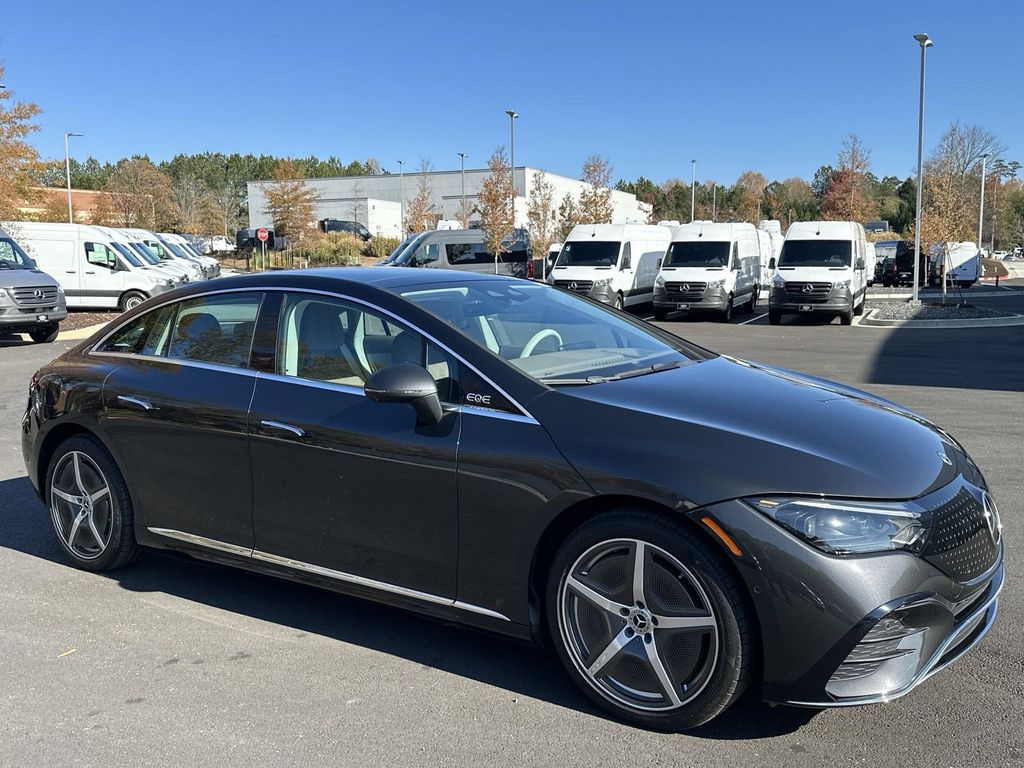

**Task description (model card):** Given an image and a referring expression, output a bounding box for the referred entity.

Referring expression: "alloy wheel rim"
[558,538,719,712]
[49,451,113,560]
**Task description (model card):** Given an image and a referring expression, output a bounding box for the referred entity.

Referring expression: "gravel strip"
[866,301,1015,321]
[61,310,122,331]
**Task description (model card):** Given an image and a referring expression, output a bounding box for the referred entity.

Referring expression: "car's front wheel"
[45,434,140,571]
[547,510,753,731]
[29,323,59,343]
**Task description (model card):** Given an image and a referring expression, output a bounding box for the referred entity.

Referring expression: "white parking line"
[640,314,655,321]
[739,313,767,325]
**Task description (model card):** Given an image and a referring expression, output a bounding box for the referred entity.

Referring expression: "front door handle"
[117,395,157,411]
[260,420,305,438]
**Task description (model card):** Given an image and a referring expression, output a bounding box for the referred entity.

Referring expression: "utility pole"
[397,160,405,234]
[690,159,696,222]
[64,132,83,223]
[458,152,468,227]
[911,33,933,304]
[505,109,519,275]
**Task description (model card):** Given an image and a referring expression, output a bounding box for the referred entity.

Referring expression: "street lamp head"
[980,153,991,160]
[458,152,467,159]
[505,110,518,119]
[913,33,933,48]
[66,131,84,138]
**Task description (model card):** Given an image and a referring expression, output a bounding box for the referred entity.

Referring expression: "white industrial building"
[247,167,653,238]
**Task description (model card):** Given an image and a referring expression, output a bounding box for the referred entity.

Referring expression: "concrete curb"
[861,309,1024,329]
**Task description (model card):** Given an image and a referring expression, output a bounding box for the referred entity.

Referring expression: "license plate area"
[799,305,813,312]
[677,303,690,310]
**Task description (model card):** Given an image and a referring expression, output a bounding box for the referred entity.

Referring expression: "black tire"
[613,293,624,311]
[745,289,758,314]
[120,291,148,312]
[853,295,865,316]
[546,508,754,731]
[44,434,140,572]
[839,306,854,325]
[768,309,781,325]
[653,308,668,322]
[29,323,59,343]
[719,296,733,323]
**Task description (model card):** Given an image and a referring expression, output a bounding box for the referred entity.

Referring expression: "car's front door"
[99,290,263,549]
[247,291,461,601]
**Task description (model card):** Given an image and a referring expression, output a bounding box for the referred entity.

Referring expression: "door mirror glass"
[620,242,632,271]
[768,257,776,270]
[855,258,865,270]
[365,363,442,424]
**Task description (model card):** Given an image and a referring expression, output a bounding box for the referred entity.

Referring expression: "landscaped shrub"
[364,236,400,261]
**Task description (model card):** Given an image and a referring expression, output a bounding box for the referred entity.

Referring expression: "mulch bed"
[61,310,122,331]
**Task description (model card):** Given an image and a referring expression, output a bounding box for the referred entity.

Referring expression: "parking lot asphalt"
[1,304,1022,768]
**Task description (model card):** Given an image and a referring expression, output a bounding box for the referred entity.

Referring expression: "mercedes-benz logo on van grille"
[568,282,577,290]
[982,491,1002,546]
[681,283,690,292]
[33,289,45,300]
[801,283,814,294]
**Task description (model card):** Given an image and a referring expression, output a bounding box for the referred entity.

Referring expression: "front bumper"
[769,286,851,315]
[0,303,68,331]
[702,489,1003,707]
[654,284,728,311]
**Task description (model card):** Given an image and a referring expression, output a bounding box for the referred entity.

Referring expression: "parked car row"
[0,222,222,320]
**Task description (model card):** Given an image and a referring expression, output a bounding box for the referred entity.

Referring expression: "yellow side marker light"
[701,517,742,557]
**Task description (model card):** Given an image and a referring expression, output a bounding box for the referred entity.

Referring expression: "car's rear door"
[246,290,461,602]
[99,290,263,550]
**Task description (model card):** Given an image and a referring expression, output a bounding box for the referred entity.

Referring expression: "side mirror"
[364,363,442,424]
[855,258,865,270]
[621,256,632,271]
[768,257,776,270]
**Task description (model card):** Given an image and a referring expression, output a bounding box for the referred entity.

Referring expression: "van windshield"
[778,240,851,268]
[554,241,620,268]
[386,233,428,265]
[129,242,161,264]
[0,237,36,269]
[664,241,728,268]
[110,242,144,267]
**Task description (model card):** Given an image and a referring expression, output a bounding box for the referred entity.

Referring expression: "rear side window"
[97,304,177,356]
[166,292,262,367]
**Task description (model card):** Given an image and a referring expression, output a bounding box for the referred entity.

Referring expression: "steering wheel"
[522,328,563,357]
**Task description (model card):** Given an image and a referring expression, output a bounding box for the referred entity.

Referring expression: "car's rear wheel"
[46,435,139,571]
[547,510,753,731]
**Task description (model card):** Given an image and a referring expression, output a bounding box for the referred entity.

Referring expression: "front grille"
[922,488,999,582]
[10,285,59,307]
[783,281,832,302]
[665,281,707,300]
[554,280,593,293]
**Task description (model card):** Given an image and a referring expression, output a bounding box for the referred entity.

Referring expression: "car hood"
[531,356,973,507]
[1,267,60,289]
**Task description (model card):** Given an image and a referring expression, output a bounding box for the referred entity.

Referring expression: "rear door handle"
[117,395,157,411]
[260,420,305,438]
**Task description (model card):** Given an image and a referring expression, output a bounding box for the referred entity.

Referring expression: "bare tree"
[526,170,557,277]
[173,175,210,233]
[405,160,437,233]
[104,157,180,229]
[263,159,319,244]
[477,148,514,271]
[578,154,614,223]
[822,134,877,221]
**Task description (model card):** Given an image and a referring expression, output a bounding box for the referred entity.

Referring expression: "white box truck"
[547,224,671,309]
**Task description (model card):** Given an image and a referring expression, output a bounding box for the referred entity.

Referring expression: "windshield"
[778,240,851,268]
[159,238,189,259]
[385,233,428,265]
[0,237,36,269]
[554,241,620,268]
[129,242,161,264]
[664,241,728,268]
[110,242,144,267]
[400,280,708,384]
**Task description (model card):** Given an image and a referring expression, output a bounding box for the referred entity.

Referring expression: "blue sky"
[2,0,1020,185]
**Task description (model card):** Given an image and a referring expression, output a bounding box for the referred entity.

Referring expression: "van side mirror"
[621,255,632,270]
[768,257,776,270]
[365,363,442,425]
[855,258,865,270]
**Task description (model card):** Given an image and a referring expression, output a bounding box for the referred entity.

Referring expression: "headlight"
[592,277,613,288]
[655,274,665,287]
[772,274,786,288]
[165,279,173,287]
[56,285,65,295]
[746,496,928,554]
[833,280,850,291]
[0,290,11,305]
[707,279,725,289]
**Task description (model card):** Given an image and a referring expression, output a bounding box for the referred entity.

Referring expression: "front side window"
[277,294,458,402]
[0,237,35,269]
[778,240,852,268]
[166,292,262,367]
[555,241,620,268]
[411,243,440,266]
[401,280,707,385]
[85,242,119,269]
[98,304,177,356]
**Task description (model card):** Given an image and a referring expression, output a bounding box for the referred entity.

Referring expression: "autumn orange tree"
[405,161,437,233]
[578,155,614,223]
[477,148,514,270]
[527,170,557,275]
[263,159,319,244]
[104,157,180,228]
[0,64,43,218]
[821,135,877,221]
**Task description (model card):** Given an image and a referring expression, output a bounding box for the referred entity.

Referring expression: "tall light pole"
[977,153,990,256]
[912,33,933,304]
[690,159,696,222]
[506,110,518,228]
[711,182,717,222]
[64,131,83,223]
[396,160,405,234]
[458,152,467,227]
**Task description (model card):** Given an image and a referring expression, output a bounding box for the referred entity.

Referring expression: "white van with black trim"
[3,222,172,310]
[547,224,671,309]
[768,221,868,326]
[653,222,761,321]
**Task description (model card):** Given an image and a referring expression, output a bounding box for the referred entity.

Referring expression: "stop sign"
[257,228,269,242]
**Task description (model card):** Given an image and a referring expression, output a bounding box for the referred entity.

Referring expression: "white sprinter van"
[865,241,877,287]
[768,221,868,326]
[929,241,980,288]
[160,233,220,277]
[93,226,187,287]
[547,224,671,309]
[2,222,172,310]
[652,222,761,321]
[123,228,205,282]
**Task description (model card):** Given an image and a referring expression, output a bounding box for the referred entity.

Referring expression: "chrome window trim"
[89,284,537,422]
[146,527,511,622]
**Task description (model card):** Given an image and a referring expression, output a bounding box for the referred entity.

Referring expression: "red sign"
[257,228,269,242]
